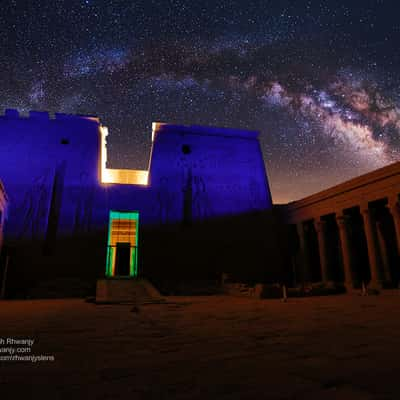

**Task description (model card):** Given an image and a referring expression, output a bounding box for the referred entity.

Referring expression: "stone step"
[96,278,165,304]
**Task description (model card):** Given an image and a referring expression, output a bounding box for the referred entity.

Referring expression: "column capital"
[361,207,372,217]
[336,214,349,228]
[314,219,326,233]
[300,221,314,233]
[388,195,399,206]
[388,200,400,217]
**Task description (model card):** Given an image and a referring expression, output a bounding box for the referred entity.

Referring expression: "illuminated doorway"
[106,211,139,277]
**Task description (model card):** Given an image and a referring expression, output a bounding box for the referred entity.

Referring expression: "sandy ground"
[1,293,400,399]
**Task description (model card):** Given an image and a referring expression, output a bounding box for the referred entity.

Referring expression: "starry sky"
[2,0,400,203]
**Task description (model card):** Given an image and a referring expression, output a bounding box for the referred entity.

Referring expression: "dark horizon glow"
[2,0,400,203]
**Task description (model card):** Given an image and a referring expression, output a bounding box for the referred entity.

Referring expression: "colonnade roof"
[285,161,400,223]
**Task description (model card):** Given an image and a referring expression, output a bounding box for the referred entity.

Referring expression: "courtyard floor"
[1,293,400,399]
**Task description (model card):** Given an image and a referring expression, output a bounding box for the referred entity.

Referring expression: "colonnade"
[295,198,400,291]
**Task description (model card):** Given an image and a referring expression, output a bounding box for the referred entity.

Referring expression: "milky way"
[2,0,400,202]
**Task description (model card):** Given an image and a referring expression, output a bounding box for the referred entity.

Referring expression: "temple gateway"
[0,109,399,299]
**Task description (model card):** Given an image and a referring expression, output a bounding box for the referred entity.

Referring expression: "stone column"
[387,201,400,285]
[376,220,392,283]
[336,214,354,290]
[296,222,312,284]
[314,219,330,285]
[388,201,400,255]
[361,208,383,289]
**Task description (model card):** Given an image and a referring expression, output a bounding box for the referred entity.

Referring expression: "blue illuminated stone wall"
[0,109,278,297]
[0,110,102,239]
[0,110,272,241]
[149,123,272,224]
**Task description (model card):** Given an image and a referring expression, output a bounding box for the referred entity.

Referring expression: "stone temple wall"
[0,110,101,239]
[148,123,272,224]
[0,111,272,240]
[0,110,276,297]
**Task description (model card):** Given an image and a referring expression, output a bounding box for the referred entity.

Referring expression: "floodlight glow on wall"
[100,126,149,186]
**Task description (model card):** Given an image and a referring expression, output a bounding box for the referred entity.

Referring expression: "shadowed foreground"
[1,294,400,399]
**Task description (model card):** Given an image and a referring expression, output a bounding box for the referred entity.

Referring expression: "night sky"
[2,0,400,203]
